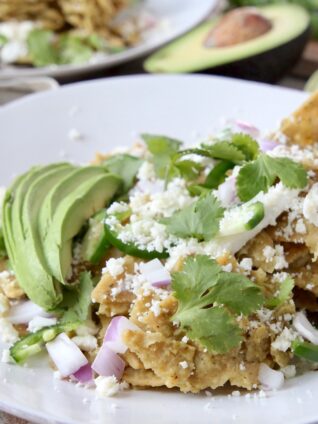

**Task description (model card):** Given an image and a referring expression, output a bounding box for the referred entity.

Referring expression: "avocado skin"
[201,27,310,83]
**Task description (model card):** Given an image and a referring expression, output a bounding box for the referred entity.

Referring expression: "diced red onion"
[92,343,125,380]
[104,316,140,354]
[293,311,318,344]
[8,300,51,325]
[46,333,88,378]
[259,139,279,152]
[258,363,284,390]
[217,176,237,207]
[73,363,93,383]
[234,120,260,138]
[139,259,171,287]
[136,179,164,194]
[152,280,171,288]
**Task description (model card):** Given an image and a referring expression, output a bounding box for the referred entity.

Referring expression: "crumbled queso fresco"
[4,92,318,399]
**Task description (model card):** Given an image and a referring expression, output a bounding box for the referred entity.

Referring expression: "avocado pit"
[204,8,272,48]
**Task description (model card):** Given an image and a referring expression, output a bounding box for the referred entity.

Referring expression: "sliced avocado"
[81,209,110,264]
[144,4,310,83]
[38,166,107,240]
[22,164,75,275]
[42,171,121,283]
[3,166,65,309]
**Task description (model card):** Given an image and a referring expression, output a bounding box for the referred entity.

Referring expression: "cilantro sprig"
[162,193,224,241]
[172,255,264,353]
[237,154,308,201]
[142,132,308,202]
[142,134,202,182]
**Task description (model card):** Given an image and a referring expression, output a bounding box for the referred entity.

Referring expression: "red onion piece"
[8,300,51,325]
[92,343,125,380]
[152,280,171,288]
[293,311,318,344]
[234,120,259,138]
[258,363,284,390]
[259,139,279,152]
[73,363,93,383]
[104,316,140,354]
[139,259,171,287]
[46,333,88,378]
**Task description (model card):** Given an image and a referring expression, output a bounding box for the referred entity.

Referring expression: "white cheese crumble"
[295,218,307,234]
[27,316,57,333]
[222,263,233,272]
[271,327,297,352]
[239,258,253,272]
[149,300,161,317]
[263,245,288,270]
[137,161,156,181]
[71,335,97,352]
[0,318,19,344]
[281,365,296,379]
[181,336,189,343]
[103,257,126,278]
[1,348,13,363]
[303,183,318,226]
[75,321,99,336]
[95,376,126,397]
[179,361,189,369]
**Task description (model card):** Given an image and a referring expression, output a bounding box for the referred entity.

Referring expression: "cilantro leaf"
[162,193,224,241]
[103,153,143,193]
[231,133,259,161]
[266,276,294,309]
[141,134,182,179]
[27,29,58,67]
[201,141,245,163]
[175,160,202,181]
[180,307,242,353]
[60,272,93,323]
[211,272,265,315]
[172,255,264,353]
[237,154,308,201]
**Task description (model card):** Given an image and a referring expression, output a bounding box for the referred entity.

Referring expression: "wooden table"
[0,39,316,424]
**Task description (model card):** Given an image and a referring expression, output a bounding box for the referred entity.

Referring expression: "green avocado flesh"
[144,5,310,73]
[2,164,121,310]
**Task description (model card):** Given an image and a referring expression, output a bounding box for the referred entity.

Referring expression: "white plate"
[0,75,315,424]
[0,0,216,80]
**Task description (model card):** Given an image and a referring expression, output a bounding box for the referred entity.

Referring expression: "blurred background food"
[0,0,155,67]
[144,4,310,83]
[0,0,318,93]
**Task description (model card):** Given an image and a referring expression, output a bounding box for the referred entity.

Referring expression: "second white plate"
[0,0,216,80]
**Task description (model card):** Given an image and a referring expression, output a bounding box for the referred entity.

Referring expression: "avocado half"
[144,5,310,83]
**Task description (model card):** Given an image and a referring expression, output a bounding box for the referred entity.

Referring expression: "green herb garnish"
[237,154,308,201]
[172,255,264,353]
[103,153,143,193]
[162,193,224,241]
